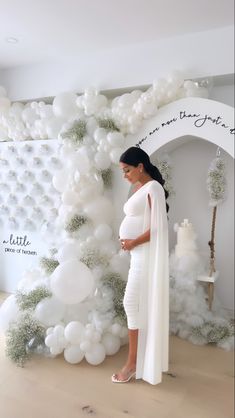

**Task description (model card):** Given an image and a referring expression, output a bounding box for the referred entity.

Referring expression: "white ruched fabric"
[120,180,169,385]
[123,245,148,329]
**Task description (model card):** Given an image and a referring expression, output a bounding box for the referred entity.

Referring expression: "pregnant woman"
[112,146,169,385]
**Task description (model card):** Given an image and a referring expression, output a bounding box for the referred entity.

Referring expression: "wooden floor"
[0,292,234,418]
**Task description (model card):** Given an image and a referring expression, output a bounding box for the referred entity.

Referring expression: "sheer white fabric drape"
[136,180,169,385]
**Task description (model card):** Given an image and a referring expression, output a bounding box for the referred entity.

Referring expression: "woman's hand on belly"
[120,229,151,251]
[120,238,136,251]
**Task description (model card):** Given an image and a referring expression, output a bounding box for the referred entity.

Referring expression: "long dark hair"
[119,146,169,212]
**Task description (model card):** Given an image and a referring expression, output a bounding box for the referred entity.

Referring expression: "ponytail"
[146,163,169,212]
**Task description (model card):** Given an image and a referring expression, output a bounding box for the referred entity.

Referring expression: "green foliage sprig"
[5,313,45,367]
[40,257,59,275]
[61,120,87,144]
[97,118,120,132]
[100,168,113,188]
[207,157,226,206]
[65,214,88,233]
[102,272,127,322]
[80,248,109,269]
[16,287,52,311]
[192,320,234,344]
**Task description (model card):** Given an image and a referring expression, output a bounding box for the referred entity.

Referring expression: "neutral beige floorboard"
[0,292,234,418]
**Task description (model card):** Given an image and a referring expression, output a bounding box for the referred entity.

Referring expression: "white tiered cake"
[175,219,197,258]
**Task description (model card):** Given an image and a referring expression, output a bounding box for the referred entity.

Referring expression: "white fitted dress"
[119,180,169,385]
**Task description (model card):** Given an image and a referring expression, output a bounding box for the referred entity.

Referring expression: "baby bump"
[119,215,143,239]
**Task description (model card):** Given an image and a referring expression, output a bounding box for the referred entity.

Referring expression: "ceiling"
[0,0,234,70]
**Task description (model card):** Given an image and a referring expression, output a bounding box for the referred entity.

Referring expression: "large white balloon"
[34,296,66,327]
[51,260,94,304]
[85,342,106,365]
[64,345,84,364]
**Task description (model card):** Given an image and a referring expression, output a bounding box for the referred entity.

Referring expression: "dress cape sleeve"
[136,180,169,385]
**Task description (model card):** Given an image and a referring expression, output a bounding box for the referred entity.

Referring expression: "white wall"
[210,84,234,108]
[0,26,233,101]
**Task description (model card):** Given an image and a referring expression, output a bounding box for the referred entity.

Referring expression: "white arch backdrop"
[130,97,234,155]
[113,97,234,210]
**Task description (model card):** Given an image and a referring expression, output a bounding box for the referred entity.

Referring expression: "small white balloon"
[64,321,85,344]
[109,147,123,164]
[52,169,70,193]
[50,346,64,355]
[94,151,111,170]
[93,128,106,143]
[22,107,38,124]
[102,333,121,355]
